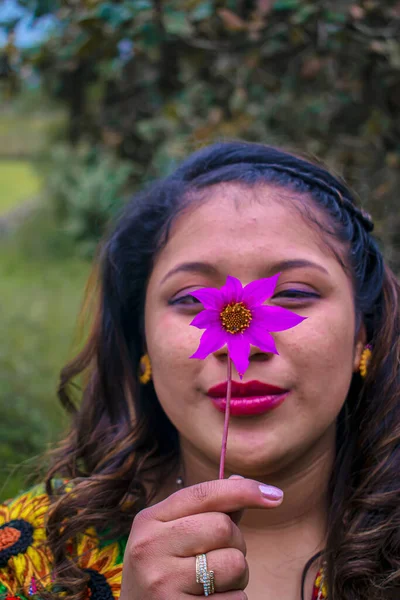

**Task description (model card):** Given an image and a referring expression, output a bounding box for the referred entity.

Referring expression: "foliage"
[0,160,41,214]
[0,110,65,159]
[0,208,90,500]
[3,0,400,269]
[1,0,399,497]
[42,144,133,257]
[0,88,66,158]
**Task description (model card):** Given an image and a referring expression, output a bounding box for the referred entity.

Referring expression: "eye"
[169,294,202,306]
[273,289,320,300]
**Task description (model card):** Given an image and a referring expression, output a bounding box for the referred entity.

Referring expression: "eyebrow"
[161,258,329,284]
[271,259,329,275]
[161,261,219,284]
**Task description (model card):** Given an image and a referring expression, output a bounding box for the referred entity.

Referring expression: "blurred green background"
[0,0,399,501]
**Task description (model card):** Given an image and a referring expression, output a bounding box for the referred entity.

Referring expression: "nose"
[213,344,274,363]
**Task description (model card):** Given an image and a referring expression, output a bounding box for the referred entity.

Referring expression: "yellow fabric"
[0,485,52,597]
[0,484,124,599]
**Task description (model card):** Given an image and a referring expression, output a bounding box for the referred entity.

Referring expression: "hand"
[120,477,283,599]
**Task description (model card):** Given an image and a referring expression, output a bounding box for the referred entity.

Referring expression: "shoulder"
[0,482,126,600]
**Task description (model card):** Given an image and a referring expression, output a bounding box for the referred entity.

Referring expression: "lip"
[207,380,289,417]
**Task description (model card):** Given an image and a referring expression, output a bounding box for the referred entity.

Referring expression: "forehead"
[152,183,344,278]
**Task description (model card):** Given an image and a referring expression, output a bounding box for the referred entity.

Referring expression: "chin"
[223,453,284,479]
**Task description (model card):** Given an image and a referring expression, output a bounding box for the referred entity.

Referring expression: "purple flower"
[190,274,306,377]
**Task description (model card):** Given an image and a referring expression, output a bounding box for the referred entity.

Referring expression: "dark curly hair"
[42,141,400,600]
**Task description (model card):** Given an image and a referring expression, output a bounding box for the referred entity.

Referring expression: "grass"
[0,209,91,501]
[0,96,104,501]
[0,94,66,159]
[0,160,42,214]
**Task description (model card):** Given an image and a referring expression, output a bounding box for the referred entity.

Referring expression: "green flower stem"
[219,355,232,479]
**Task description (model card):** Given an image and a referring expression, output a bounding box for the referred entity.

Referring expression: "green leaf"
[273,0,300,11]
[96,3,133,27]
[138,22,160,48]
[291,4,318,24]
[33,0,59,18]
[191,2,213,22]
[125,0,152,11]
[324,10,347,23]
[97,3,114,21]
[164,10,194,36]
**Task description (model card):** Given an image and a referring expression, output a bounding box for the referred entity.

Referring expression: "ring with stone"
[195,554,216,596]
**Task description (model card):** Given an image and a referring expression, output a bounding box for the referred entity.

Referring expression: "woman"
[0,141,399,600]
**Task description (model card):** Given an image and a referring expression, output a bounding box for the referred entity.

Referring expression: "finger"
[226,475,245,525]
[168,512,246,557]
[141,478,283,523]
[186,593,247,600]
[182,548,249,595]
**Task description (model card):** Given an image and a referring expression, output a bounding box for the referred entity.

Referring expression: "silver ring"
[195,554,215,596]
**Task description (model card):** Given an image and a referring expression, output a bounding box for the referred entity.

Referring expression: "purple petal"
[190,309,220,330]
[190,326,227,360]
[220,276,243,304]
[252,305,306,332]
[190,287,223,310]
[227,334,250,378]
[246,323,278,354]
[242,273,280,306]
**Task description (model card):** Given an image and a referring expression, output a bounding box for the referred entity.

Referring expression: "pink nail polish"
[259,484,283,501]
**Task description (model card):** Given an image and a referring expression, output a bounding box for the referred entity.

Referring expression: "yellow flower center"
[220,302,252,334]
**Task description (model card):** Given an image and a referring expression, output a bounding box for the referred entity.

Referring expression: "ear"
[353,323,367,372]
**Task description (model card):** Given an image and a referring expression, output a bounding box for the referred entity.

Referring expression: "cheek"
[148,311,199,362]
[145,310,202,402]
[283,300,356,409]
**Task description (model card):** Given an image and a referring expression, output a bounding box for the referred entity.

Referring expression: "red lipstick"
[207,380,289,417]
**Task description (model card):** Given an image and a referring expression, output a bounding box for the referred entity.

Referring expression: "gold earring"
[359,345,372,378]
[139,354,152,384]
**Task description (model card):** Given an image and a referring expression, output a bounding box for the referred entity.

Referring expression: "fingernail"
[228,474,244,479]
[258,485,284,501]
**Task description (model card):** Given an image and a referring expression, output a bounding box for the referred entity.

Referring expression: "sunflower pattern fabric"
[0,484,127,600]
[0,484,327,599]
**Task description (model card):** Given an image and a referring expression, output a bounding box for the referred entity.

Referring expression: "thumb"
[227,475,245,525]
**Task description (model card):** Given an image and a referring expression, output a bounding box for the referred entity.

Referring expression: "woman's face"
[144,184,365,478]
